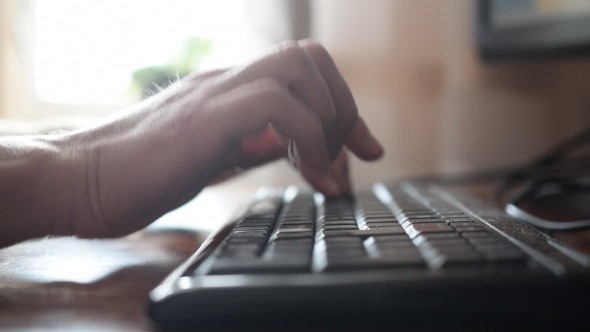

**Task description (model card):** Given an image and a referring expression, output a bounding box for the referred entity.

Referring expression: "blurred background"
[2,0,590,192]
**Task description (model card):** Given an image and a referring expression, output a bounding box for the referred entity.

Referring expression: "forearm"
[0,136,79,247]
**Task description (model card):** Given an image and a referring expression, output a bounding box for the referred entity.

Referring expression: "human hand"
[58,40,383,238]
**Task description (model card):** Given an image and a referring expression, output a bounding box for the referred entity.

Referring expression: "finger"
[202,41,337,133]
[330,149,352,194]
[207,128,287,186]
[203,77,330,173]
[270,125,289,147]
[345,117,384,160]
[186,68,229,83]
[299,148,352,198]
[234,127,287,169]
[298,39,383,161]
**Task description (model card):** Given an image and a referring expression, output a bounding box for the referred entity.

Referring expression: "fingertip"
[364,134,385,160]
[291,141,331,175]
[345,117,385,161]
[321,176,341,197]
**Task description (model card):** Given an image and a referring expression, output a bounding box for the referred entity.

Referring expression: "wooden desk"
[1,182,589,331]
[0,185,255,331]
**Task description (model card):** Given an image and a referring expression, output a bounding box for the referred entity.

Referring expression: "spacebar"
[323,228,405,237]
[206,258,310,275]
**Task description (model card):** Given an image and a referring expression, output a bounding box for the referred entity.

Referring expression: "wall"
[312,0,590,184]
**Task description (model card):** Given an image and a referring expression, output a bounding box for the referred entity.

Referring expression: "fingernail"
[288,140,299,169]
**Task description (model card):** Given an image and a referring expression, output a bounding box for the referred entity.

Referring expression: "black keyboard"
[148,182,590,329]
[196,186,528,275]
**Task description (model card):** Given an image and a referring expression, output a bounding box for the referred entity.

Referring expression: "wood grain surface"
[0,230,204,331]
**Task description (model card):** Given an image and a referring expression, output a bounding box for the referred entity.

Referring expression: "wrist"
[0,135,78,246]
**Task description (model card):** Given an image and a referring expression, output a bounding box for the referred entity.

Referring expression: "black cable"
[494,126,590,206]
[494,125,590,230]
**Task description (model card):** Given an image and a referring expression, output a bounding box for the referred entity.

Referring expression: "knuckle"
[279,43,313,77]
[325,111,338,130]
[278,39,299,50]
[308,114,325,138]
[255,78,288,105]
[300,39,334,69]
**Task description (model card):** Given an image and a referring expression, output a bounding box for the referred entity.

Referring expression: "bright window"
[34,0,252,105]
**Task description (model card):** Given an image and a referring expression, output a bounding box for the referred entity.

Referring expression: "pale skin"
[0,40,383,248]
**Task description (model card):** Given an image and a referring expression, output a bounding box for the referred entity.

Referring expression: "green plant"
[129,37,214,99]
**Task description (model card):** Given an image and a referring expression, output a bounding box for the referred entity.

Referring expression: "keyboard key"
[438,212,468,218]
[412,233,461,245]
[361,213,395,218]
[467,237,507,246]
[274,231,312,238]
[369,243,420,256]
[217,251,259,259]
[364,220,398,225]
[400,214,440,219]
[403,217,445,223]
[244,214,276,220]
[230,232,267,239]
[361,217,398,223]
[449,221,476,227]
[481,250,528,265]
[405,223,454,239]
[324,216,355,221]
[281,220,314,225]
[226,236,266,244]
[232,230,268,236]
[239,221,273,227]
[222,242,262,251]
[322,255,424,271]
[324,237,363,244]
[322,225,358,230]
[401,220,445,228]
[425,249,484,268]
[274,238,313,246]
[279,224,312,230]
[324,242,365,251]
[453,225,487,233]
[461,231,499,239]
[207,257,310,275]
[370,235,413,243]
[445,217,476,222]
[235,226,270,231]
[325,249,367,259]
[323,228,406,237]
[474,243,518,253]
[267,245,312,255]
[365,223,399,229]
[418,238,468,250]
[323,220,357,226]
[276,228,312,234]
